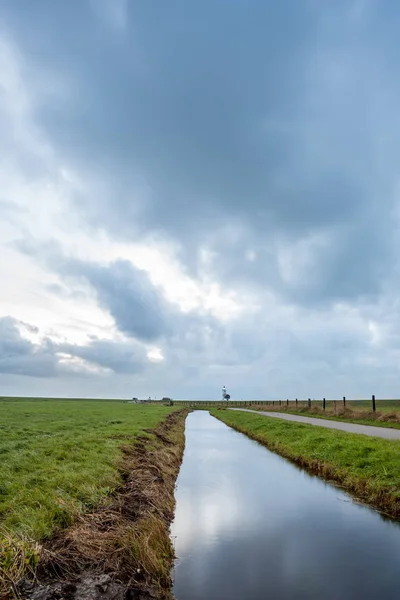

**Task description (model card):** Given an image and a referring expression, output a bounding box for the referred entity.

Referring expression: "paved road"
[229,408,400,440]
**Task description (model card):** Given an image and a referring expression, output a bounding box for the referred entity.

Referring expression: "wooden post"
[308,398,311,408]
[372,394,376,412]
[296,398,298,407]
[323,397,326,411]
[279,400,281,406]
[286,398,289,406]
[343,396,346,409]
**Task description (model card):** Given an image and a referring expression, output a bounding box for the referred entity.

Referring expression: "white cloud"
[147,347,164,363]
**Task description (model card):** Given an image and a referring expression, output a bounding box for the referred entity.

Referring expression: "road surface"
[229,408,400,440]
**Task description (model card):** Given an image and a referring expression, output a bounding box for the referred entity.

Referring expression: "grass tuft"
[0,528,43,598]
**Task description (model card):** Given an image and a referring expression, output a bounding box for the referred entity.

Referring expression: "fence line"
[137,396,396,412]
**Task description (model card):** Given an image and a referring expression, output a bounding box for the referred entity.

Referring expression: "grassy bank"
[212,409,400,519]
[0,399,187,599]
[248,402,400,429]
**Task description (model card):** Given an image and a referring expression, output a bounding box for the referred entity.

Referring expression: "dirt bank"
[15,410,188,600]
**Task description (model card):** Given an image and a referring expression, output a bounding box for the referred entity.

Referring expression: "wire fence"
[140,396,400,413]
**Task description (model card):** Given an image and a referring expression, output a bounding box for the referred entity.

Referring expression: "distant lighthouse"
[222,386,230,401]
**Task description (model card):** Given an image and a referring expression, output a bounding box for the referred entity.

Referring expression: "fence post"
[308,398,311,409]
[279,400,282,406]
[286,398,289,406]
[343,396,346,409]
[372,394,376,412]
[323,397,326,411]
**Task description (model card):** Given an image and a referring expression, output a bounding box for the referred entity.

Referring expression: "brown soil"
[15,410,188,600]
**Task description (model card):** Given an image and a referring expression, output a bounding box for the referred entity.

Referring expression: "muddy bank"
[17,410,188,600]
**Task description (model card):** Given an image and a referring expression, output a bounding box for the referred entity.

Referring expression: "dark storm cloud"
[15,1,319,236]
[0,317,56,377]
[14,237,218,344]
[14,238,168,341]
[65,259,168,342]
[4,0,397,306]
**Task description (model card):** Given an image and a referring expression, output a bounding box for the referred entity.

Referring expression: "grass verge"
[211,409,400,520]
[0,400,187,599]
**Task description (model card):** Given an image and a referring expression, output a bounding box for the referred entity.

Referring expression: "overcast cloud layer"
[1,0,400,399]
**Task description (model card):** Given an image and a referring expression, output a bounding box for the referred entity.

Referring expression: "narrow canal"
[171,411,400,600]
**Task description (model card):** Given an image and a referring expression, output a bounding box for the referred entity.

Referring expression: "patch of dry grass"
[0,530,43,599]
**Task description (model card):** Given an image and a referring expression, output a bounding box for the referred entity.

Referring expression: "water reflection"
[171,411,400,600]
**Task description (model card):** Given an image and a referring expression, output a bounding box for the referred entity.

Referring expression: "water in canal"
[171,411,400,600]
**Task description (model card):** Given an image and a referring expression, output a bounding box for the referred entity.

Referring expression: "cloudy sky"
[1,0,400,400]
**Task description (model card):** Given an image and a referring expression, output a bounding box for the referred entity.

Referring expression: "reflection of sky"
[172,412,400,600]
[172,468,240,550]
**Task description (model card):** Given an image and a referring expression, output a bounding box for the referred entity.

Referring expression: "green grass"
[212,409,400,518]
[0,398,179,541]
[347,399,400,412]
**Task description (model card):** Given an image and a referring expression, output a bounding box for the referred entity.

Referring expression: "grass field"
[212,409,400,519]
[346,399,400,412]
[0,398,179,541]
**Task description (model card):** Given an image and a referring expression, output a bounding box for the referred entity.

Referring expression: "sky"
[1,0,400,400]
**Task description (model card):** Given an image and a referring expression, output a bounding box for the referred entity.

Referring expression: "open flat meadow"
[0,398,180,539]
[0,397,186,598]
